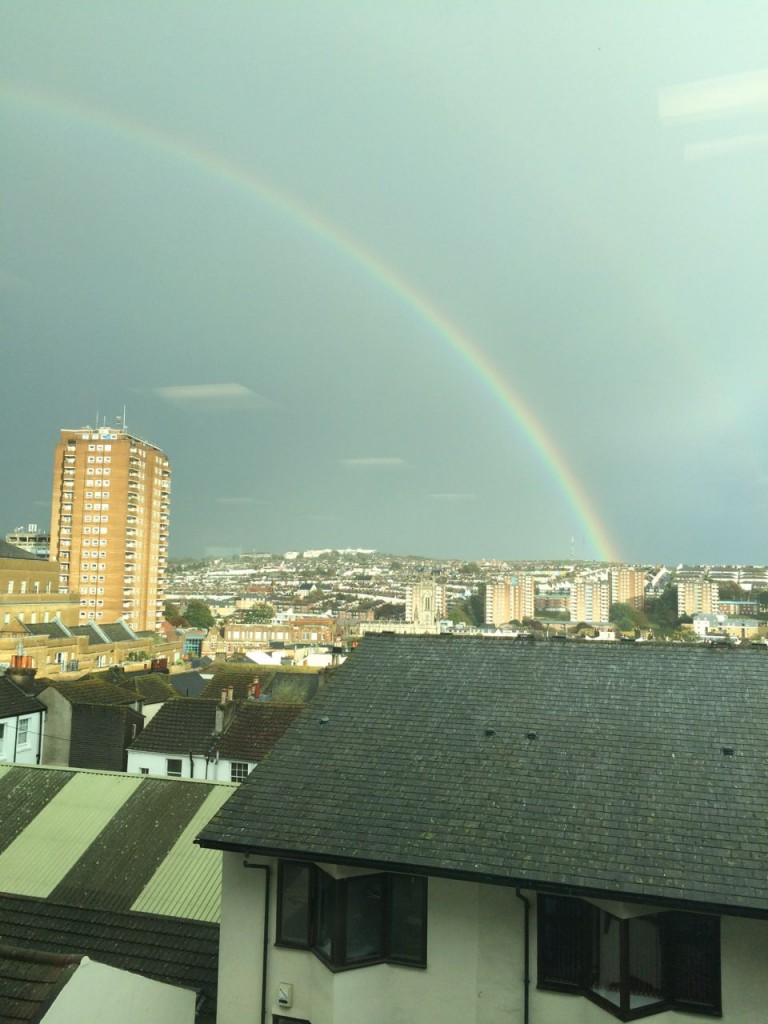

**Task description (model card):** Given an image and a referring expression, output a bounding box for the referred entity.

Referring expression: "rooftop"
[198,635,768,915]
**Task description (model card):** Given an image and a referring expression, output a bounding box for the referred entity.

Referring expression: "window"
[140,767,149,775]
[231,761,250,782]
[166,758,183,777]
[537,895,721,1020]
[277,861,427,971]
[17,718,29,748]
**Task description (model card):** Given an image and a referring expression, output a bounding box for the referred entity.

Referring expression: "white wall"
[126,748,253,781]
[42,957,195,1024]
[0,711,44,765]
[216,854,768,1024]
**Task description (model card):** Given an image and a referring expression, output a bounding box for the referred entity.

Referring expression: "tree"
[164,600,181,621]
[610,602,649,633]
[645,586,679,634]
[241,602,276,623]
[717,580,745,601]
[183,599,214,629]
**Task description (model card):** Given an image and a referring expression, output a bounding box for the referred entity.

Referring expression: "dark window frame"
[537,894,721,1020]
[166,757,183,777]
[276,860,427,971]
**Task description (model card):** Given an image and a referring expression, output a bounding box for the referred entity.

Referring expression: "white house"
[197,635,768,1024]
[0,671,46,764]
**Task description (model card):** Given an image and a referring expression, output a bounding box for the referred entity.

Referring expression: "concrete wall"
[42,957,195,1024]
[37,688,72,765]
[216,852,768,1024]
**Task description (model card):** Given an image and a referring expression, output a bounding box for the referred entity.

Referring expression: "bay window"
[277,861,427,970]
[537,894,721,1019]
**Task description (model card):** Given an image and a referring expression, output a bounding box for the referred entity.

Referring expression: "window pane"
[314,869,335,961]
[278,862,312,946]
[628,916,665,1009]
[345,874,384,963]
[538,895,590,991]
[389,874,427,965]
[590,912,621,1008]
[666,913,721,1013]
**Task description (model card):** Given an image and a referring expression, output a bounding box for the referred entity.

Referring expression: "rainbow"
[1,81,620,562]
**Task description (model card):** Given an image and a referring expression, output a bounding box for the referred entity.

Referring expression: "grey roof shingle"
[0,896,217,1022]
[0,944,80,1024]
[128,700,219,755]
[197,635,768,914]
[217,703,305,762]
[0,679,45,720]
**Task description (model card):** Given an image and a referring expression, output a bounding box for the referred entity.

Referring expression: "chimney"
[227,685,234,702]
[247,681,261,700]
[220,687,228,705]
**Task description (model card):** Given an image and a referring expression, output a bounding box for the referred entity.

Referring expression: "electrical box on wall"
[278,982,293,1008]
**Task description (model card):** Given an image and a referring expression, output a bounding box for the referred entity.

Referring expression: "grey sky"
[3,2,767,563]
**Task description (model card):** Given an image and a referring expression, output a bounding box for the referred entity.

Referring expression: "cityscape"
[3,2,768,1023]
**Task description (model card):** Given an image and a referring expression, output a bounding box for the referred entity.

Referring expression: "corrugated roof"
[0,765,235,922]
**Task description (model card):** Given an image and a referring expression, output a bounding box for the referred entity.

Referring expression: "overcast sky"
[3,2,767,564]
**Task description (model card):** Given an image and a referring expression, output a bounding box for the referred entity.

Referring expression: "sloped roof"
[0,679,45,720]
[99,620,139,643]
[68,623,109,646]
[0,765,235,923]
[22,621,72,640]
[198,635,768,915]
[169,671,209,698]
[198,667,323,703]
[128,700,219,755]
[69,704,144,772]
[114,672,178,705]
[0,944,80,1024]
[217,703,305,762]
[0,895,218,1023]
[0,541,38,562]
[38,678,135,706]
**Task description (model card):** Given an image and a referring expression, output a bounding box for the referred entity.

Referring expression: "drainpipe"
[37,710,44,764]
[243,860,271,1024]
[516,888,530,1024]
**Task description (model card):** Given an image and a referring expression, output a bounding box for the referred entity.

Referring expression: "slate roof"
[0,764,235,922]
[99,620,139,643]
[0,895,218,1023]
[0,943,81,1024]
[69,704,144,772]
[198,666,323,703]
[38,678,136,706]
[216,703,305,762]
[114,672,178,705]
[170,670,209,698]
[22,620,72,640]
[0,679,45,720]
[197,635,768,915]
[129,699,220,755]
[68,623,109,645]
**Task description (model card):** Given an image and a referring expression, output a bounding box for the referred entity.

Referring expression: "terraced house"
[198,636,768,1024]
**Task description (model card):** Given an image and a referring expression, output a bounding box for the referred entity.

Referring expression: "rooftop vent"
[526,731,538,741]
[485,728,495,737]
[721,746,735,756]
